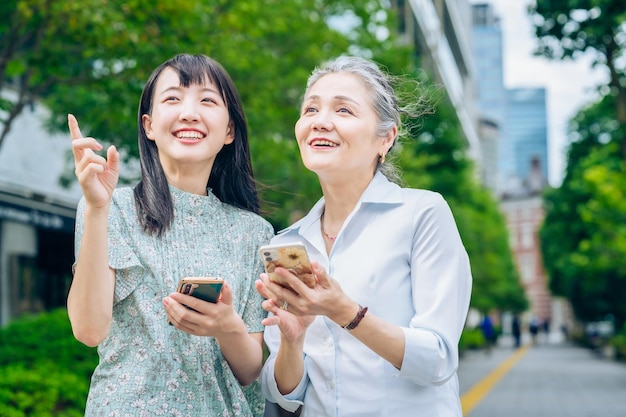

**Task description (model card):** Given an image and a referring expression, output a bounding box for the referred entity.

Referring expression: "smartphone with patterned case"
[259,242,316,289]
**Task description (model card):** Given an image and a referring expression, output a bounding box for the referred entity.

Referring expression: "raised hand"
[68,114,120,207]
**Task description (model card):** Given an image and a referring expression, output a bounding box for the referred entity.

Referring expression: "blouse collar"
[169,185,221,216]
[279,171,404,237]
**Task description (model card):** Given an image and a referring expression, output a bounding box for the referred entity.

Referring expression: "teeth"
[313,140,337,147]
[176,131,203,139]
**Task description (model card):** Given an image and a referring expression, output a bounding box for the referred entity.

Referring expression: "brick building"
[499,157,572,336]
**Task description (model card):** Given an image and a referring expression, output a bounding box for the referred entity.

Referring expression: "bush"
[610,324,626,361]
[0,364,86,417]
[459,328,485,353]
[0,308,97,415]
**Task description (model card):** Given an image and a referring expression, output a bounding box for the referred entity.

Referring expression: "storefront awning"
[0,191,76,233]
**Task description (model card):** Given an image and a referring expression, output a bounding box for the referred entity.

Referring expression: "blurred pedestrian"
[512,314,522,348]
[480,315,496,354]
[529,317,540,345]
[561,323,569,341]
[542,318,551,344]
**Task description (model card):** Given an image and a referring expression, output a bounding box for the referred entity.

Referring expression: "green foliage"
[241,0,405,228]
[529,0,626,146]
[529,0,625,63]
[610,324,626,360]
[0,309,98,415]
[0,308,98,380]
[541,94,626,328]
[1,0,525,315]
[459,328,485,352]
[398,91,527,314]
[1,0,398,228]
[453,197,527,314]
[531,0,626,330]
[0,364,86,417]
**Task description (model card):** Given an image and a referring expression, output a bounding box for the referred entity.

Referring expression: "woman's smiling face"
[142,67,234,173]
[295,72,393,180]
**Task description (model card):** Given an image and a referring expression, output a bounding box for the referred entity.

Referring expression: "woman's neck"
[319,178,371,241]
[162,159,213,196]
[166,174,209,196]
[319,171,373,216]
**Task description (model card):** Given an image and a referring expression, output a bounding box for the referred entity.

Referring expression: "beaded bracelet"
[342,304,368,331]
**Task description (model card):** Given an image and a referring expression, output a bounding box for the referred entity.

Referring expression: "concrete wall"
[0,221,36,325]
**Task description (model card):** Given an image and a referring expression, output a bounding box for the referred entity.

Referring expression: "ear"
[224,121,235,145]
[142,114,156,141]
[380,125,397,155]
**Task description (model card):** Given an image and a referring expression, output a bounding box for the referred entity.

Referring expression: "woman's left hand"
[163,282,241,337]
[256,262,358,330]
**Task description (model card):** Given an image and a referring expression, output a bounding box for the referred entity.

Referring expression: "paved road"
[458,338,626,417]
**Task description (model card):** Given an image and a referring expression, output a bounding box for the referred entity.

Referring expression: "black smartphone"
[176,277,224,303]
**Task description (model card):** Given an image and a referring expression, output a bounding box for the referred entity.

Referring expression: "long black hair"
[134,54,260,236]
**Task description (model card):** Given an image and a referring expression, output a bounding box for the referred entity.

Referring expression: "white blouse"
[261,172,473,417]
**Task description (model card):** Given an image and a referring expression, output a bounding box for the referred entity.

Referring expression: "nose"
[311,113,333,131]
[179,100,200,122]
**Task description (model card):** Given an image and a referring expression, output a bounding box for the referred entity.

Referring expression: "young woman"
[68,53,273,416]
[256,56,472,417]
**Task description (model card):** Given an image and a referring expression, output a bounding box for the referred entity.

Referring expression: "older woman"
[256,56,472,417]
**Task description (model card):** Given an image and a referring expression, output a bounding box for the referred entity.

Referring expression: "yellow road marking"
[461,344,531,416]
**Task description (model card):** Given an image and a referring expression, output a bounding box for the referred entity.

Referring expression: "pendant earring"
[379,153,385,164]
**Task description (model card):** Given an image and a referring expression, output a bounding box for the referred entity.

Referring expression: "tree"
[1,0,390,227]
[0,0,214,150]
[529,0,626,158]
[530,1,626,327]
[540,95,626,327]
[396,84,527,314]
[2,0,525,314]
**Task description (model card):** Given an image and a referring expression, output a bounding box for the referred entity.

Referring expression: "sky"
[472,0,608,186]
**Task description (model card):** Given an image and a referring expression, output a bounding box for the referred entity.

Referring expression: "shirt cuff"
[398,327,446,385]
[262,357,308,412]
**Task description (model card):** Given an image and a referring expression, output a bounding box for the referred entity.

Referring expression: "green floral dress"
[73,187,274,417]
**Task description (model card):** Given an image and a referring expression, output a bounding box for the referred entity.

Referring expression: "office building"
[470,3,549,193]
[471,2,506,190]
[471,3,506,126]
[392,0,482,163]
[503,87,549,191]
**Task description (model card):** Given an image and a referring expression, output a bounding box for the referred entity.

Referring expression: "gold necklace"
[320,212,336,241]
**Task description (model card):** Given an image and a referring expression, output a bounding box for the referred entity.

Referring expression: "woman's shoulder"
[110,187,136,207]
[111,186,134,198]
[222,204,275,233]
[370,174,446,208]
[399,186,446,206]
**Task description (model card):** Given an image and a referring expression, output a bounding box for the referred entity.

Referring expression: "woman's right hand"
[255,275,315,342]
[68,114,120,207]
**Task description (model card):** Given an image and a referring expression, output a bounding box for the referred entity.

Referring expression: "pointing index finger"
[67,114,83,140]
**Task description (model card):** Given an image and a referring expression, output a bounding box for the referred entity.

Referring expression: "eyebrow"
[306,94,361,107]
[159,85,221,95]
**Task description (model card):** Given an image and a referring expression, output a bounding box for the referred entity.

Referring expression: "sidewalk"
[458,338,626,417]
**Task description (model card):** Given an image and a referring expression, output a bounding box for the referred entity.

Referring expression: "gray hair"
[304,56,404,182]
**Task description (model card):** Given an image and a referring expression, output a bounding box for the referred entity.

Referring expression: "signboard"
[0,198,75,233]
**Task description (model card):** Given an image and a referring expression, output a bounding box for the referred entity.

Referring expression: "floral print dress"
[73,187,274,417]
